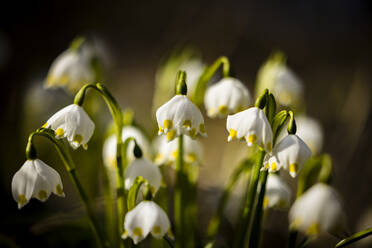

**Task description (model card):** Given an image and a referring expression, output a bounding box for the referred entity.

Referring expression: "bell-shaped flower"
[204,77,251,118]
[289,183,346,236]
[226,107,273,152]
[256,52,304,108]
[264,134,312,177]
[12,159,65,209]
[103,126,151,170]
[153,135,203,166]
[156,95,206,141]
[122,200,171,244]
[125,158,162,194]
[263,174,291,209]
[277,115,323,155]
[43,104,95,149]
[45,43,95,93]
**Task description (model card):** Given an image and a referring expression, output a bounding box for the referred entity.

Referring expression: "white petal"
[264,174,291,209]
[125,158,162,194]
[204,77,251,118]
[289,183,345,235]
[11,160,38,209]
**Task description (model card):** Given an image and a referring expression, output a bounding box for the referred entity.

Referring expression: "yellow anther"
[55,128,65,137]
[153,226,162,235]
[186,153,197,163]
[289,163,298,174]
[188,128,196,138]
[271,162,277,171]
[42,122,48,128]
[166,130,176,141]
[172,151,178,158]
[121,229,129,239]
[306,222,320,236]
[263,163,269,170]
[18,194,27,206]
[73,134,83,144]
[229,129,237,140]
[218,105,228,115]
[158,126,164,133]
[56,184,64,195]
[133,227,143,237]
[38,190,48,200]
[263,197,269,208]
[163,120,173,130]
[183,120,192,129]
[248,134,257,144]
[60,75,69,84]
[199,123,206,133]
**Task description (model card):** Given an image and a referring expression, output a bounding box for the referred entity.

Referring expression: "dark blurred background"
[1,0,372,247]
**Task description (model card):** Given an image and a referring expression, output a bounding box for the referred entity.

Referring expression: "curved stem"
[75,83,127,247]
[192,56,230,106]
[335,227,372,248]
[175,135,186,248]
[249,170,268,248]
[233,149,265,248]
[29,129,108,248]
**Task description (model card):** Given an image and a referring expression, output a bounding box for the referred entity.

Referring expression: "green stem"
[234,149,265,248]
[249,170,269,248]
[30,129,109,248]
[175,135,186,248]
[335,227,372,248]
[192,56,230,106]
[206,159,252,243]
[75,83,127,247]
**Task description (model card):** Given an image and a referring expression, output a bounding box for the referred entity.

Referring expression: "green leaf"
[336,227,372,248]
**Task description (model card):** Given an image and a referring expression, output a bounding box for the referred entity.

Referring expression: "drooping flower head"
[153,135,203,166]
[156,95,206,141]
[45,40,95,93]
[103,126,151,170]
[122,200,171,244]
[263,174,292,209]
[43,104,95,149]
[125,158,162,195]
[256,52,304,108]
[289,183,346,236]
[264,134,312,177]
[204,77,251,118]
[226,107,273,152]
[12,159,65,209]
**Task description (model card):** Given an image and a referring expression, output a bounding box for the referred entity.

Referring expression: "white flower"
[122,200,171,244]
[226,107,273,152]
[125,158,162,194]
[289,183,346,236]
[263,174,291,209]
[264,134,312,177]
[153,135,203,166]
[204,77,251,118]
[103,126,151,170]
[277,115,324,155]
[45,45,95,93]
[293,116,323,155]
[43,104,95,149]
[256,53,303,107]
[156,95,206,141]
[179,59,205,97]
[12,159,65,209]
